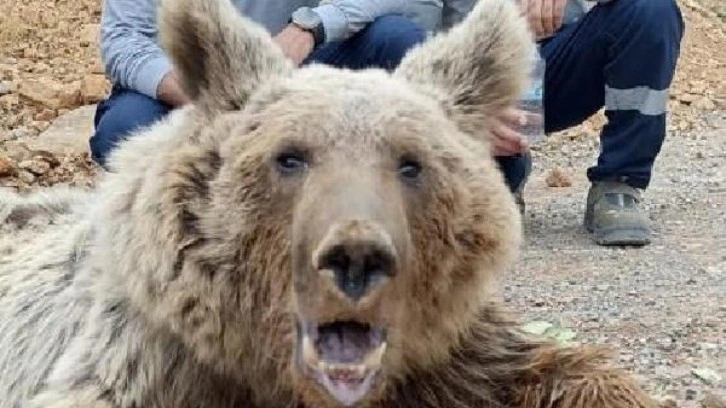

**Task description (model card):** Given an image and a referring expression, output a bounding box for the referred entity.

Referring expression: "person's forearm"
[311,0,409,43]
[100,0,173,100]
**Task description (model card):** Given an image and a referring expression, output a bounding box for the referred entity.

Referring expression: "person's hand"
[157,71,191,107]
[274,24,315,66]
[519,0,568,40]
[490,107,537,157]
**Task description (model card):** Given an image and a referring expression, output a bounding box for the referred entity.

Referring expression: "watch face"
[293,8,321,30]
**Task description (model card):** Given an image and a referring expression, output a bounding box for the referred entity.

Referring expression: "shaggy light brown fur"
[0,0,657,407]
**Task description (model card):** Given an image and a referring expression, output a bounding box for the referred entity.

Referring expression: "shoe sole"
[592,227,651,247]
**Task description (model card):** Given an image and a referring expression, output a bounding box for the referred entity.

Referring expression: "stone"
[702,393,726,408]
[678,93,698,104]
[18,159,51,176]
[80,24,101,48]
[693,97,716,111]
[18,78,80,110]
[28,105,96,156]
[0,94,20,110]
[16,169,36,184]
[0,154,16,177]
[32,150,61,168]
[34,108,57,122]
[0,63,18,77]
[0,81,11,96]
[80,74,110,104]
[545,167,573,188]
[89,58,105,75]
[22,47,40,60]
[658,396,678,408]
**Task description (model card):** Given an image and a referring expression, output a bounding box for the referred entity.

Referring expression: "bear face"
[204,69,524,406]
[98,0,534,406]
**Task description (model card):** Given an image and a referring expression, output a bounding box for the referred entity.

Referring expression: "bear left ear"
[158,0,292,111]
[394,0,535,137]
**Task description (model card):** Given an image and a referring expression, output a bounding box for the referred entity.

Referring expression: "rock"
[679,93,698,104]
[34,108,57,122]
[18,78,80,110]
[16,169,36,184]
[18,159,51,176]
[80,74,109,104]
[545,167,573,188]
[693,97,716,111]
[22,47,40,60]
[0,81,11,96]
[89,58,105,75]
[0,63,18,77]
[32,150,61,168]
[692,368,722,385]
[80,24,101,48]
[2,141,33,162]
[0,155,16,177]
[702,393,726,408]
[28,105,96,156]
[659,396,678,408]
[0,94,20,110]
[7,127,32,141]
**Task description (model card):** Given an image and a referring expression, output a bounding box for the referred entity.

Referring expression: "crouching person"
[90,0,432,167]
[451,0,685,246]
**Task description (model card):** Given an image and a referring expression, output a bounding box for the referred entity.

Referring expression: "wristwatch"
[290,7,326,48]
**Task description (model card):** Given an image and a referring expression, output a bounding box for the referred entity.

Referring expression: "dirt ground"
[0,0,724,406]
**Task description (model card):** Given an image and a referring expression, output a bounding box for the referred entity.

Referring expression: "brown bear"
[0,0,658,407]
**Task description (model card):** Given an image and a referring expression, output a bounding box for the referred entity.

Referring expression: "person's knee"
[612,0,684,40]
[361,15,426,68]
[496,153,532,193]
[90,91,170,165]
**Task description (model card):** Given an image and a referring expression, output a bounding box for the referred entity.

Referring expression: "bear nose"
[315,222,397,301]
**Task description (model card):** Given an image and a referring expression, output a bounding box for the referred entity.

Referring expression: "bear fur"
[0,0,658,407]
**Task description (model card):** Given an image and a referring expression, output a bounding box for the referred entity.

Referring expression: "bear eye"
[398,158,422,181]
[275,151,308,175]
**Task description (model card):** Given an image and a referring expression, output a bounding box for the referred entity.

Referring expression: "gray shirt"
[100,0,446,99]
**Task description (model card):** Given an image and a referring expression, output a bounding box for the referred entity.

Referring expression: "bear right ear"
[394,0,536,137]
[158,0,292,111]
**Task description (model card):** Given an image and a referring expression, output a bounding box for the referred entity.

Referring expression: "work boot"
[584,181,651,246]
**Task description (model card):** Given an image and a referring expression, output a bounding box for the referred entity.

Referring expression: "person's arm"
[100,0,189,106]
[441,0,476,30]
[276,0,440,66]
[310,0,410,43]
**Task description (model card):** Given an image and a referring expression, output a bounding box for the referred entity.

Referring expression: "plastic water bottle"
[515,47,546,144]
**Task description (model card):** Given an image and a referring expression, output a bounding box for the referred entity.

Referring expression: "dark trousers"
[499,0,684,192]
[89,15,426,166]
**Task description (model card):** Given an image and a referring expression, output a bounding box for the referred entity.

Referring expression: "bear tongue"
[315,322,385,364]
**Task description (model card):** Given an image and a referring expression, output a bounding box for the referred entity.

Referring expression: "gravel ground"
[0,0,724,406]
[506,110,725,407]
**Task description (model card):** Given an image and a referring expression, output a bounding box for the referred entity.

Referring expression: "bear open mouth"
[299,320,387,406]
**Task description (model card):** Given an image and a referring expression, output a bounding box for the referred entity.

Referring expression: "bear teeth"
[318,362,368,381]
[362,341,386,369]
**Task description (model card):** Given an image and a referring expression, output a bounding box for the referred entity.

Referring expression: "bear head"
[95,0,535,406]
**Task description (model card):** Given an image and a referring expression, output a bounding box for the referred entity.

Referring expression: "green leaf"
[522,320,553,335]
[521,321,578,348]
[692,368,722,385]
[547,327,577,345]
